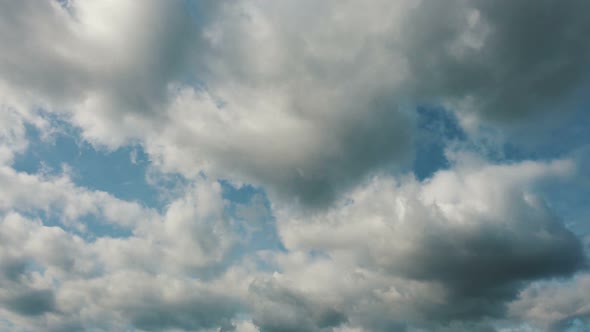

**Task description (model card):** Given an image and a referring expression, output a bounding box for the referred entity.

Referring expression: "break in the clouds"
[0,0,589,331]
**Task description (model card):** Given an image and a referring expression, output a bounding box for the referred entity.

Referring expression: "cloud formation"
[0,182,247,331]
[510,274,590,332]
[0,1,588,331]
[2,0,590,204]
[2,156,580,331]
[263,157,585,331]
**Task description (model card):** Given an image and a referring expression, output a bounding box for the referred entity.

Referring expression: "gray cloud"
[3,289,56,317]
[0,183,244,331]
[510,273,590,331]
[0,0,195,107]
[0,1,589,331]
[402,0,590,122]
[0,153,585,332]
[268,157,586,331]
[249,278,348,332]
[119,282,240,332]
[0,257,27,282]
[387,210,584,297]
[4,0,590,207]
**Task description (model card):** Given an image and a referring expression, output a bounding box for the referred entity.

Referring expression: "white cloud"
[0,108,27,166]
[0,1,589,331]
[0,148,585,331]
[510,274,590,331]
[94,180,236,274]
[254,157,584,331]
[0,178,248,331]
[3,1,589,205]
[0,166,156,230]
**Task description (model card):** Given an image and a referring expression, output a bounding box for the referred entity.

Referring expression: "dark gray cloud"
[3,289,56,316]
[403,0,590,123]
[0,257,27,282]
[388,213,584,307]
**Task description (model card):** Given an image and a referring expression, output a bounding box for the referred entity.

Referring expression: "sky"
[0,1,589,331]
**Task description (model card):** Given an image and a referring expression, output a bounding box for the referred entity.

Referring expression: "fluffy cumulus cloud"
[0,0,589,331]
[0,178,249,331]
[3,0,590,204]
[260,157,585,331]
[510,274,590,332]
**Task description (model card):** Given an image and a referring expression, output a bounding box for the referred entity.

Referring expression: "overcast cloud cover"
[0,0,589,331]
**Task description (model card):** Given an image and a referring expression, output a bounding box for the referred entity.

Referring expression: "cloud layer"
[0,0,589,331]
[3,0,590,204]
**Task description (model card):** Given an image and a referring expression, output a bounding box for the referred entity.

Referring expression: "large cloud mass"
[0,0,589,331]
[262,158,585,331]
[0,156,585,331]
[2,0,590,203]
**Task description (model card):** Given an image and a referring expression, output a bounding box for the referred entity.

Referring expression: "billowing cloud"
[0,1,588,331]
[5,152,584,331]
[0,165,156,230]
[2,0,590,204]
[255,157,585,331]
[510,274,590,331]
[0,180,248,331]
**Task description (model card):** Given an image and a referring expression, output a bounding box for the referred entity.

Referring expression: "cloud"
[3,289,56,317]
[0,165,250,331]
[0,165,156,230]
[3,1,589,206]
[0,0,205,148]
[59,271,242,332]
[0,108,28,166]
[400,0,590,121]
[94,180,237,274]
[249,276,348,332]
[510,273,590,331]
[0,1,589,331]
[256,157,585,331]
[0,148,586,331]
[0,181,246,331]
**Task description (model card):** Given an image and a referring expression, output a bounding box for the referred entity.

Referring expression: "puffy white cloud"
[0,166,156,230]
[3,0,589,205]
[94,180,236,274]
[0,152,585,331]
[0,1,589,331]
[0,213,94,326]
[0,108,28,166]
[509,274,590,331]
[249,157,585,331]
[0,178,248,331]
[53,271,243,332]
[0,150,252,330]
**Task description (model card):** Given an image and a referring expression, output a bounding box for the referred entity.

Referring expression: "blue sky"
[0,1,589,331]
